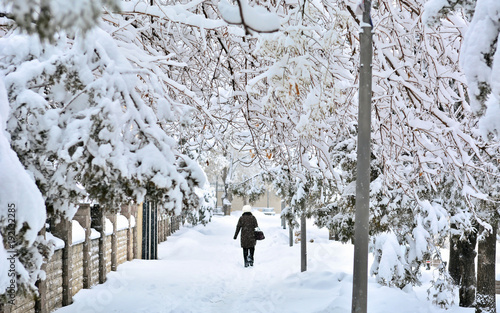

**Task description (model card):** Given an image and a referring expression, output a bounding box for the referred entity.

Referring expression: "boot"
[247,256,253,267]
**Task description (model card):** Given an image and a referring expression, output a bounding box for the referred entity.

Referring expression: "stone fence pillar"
[35,227,47,313]
[159,215,165,243]
[52,218,72,306]
[120,205,134,261]
[131,205,138,259]
[73,204,91,288]
[0,303,10,313]
[107,214,117,271]
[91,205,106,284]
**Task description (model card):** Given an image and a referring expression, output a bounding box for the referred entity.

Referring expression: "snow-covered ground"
[54,211,486,313]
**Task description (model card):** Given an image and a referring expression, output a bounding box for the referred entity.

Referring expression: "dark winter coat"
[234,212,259,248]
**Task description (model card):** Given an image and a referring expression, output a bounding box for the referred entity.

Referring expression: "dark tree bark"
[221,167,232,216]
[449,224,460,284]
[301,213,307,272]
[458,230,477,307]
[449,221,478,307]
[476,223,496,313]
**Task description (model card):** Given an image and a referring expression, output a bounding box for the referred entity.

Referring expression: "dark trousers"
[243,247,255,263]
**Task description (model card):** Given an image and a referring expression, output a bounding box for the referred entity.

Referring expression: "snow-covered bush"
[232,173,267,204]
[427,263,456,309]
[0,0,216,299]
[183,184,215,226]
[370,232,407,288]
[1,28,190,219]
[0,76,52,303]
[177,156,214,226]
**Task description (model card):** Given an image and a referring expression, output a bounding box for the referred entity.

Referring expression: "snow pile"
[218,0,280,33]
[105,218,114,235]
[116,214,130,231]
[46,232,65,250]
[90,228,101,240]
[72,220,86,245]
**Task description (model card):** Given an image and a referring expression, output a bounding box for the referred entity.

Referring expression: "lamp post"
[351,1,372,313]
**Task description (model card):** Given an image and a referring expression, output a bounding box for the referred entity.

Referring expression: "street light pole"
[352,1,373,313]
[301,210,307,272]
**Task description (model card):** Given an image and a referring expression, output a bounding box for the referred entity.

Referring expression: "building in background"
[212,183,282,215]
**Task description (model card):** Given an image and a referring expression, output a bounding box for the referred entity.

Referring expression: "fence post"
[141,200,158,260]
[132,205,138,259]
[121,205,134,261]
[134,204,141,259]
[52,218,73,306]
[142,201,150,259]
[160,215,165,242]
[74,204,91,288]
[35,227,47,313]
[152,202,157,260]
[91,205,107,284]
[0,303,12,313]
[108,213,118,271]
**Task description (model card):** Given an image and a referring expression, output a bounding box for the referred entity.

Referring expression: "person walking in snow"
[233,205,259,267]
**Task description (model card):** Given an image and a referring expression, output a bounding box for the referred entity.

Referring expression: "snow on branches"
[0,0,216,300]
[1,29,192,218]
[2,0,120,40]
[247,0,355,182]
[1,1,213,219]
[218,0,280,34]
[0,76,51,301]
[425,0,500,139]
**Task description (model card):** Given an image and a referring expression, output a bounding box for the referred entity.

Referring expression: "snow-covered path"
[54,211,471,313]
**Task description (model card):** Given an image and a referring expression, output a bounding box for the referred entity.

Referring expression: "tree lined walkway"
[53,212,466,313]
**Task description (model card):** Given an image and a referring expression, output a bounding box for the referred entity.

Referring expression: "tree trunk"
[476,223,496,313]
[450,222,478,307]
[329,229,339,241]
[281,202,286,229]
[301,213,307,272]
[221,167,232,216]
[458,230,477,307]
[224,191,233,215]
[449,224,460,285]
